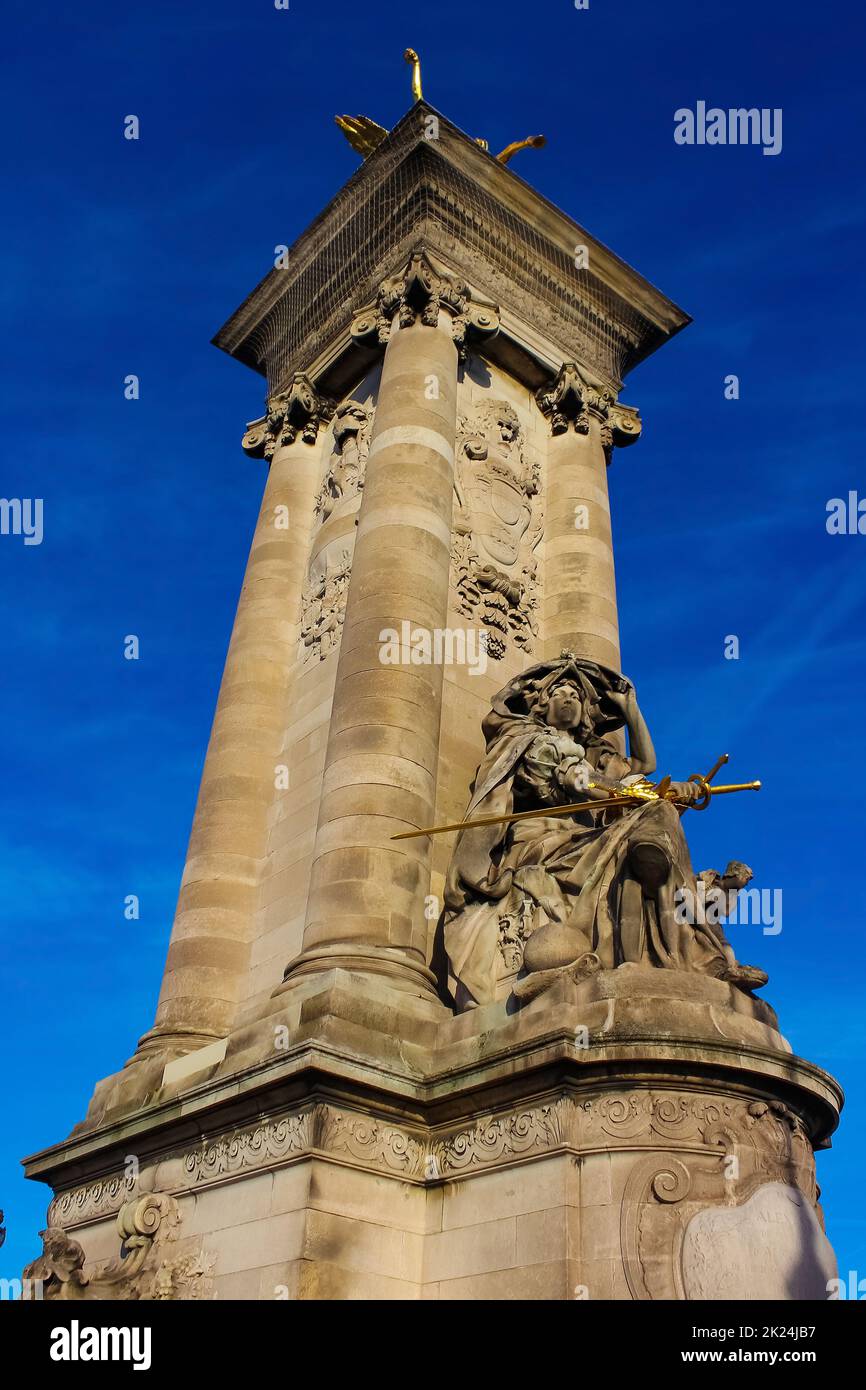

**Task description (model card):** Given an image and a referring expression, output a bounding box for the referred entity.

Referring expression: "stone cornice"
[22,1026,842,1197]
[212,104,690,397]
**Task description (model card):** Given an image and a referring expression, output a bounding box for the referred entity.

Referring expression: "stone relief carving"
[170,1089,816,1197]
[317,1107,425,1177]
[351,249,500,362]
[47,1174,135,1229]
[185,1114,312,1183]
[536,360,641,462]
[23,1193,213,1302]
[497,894,534,974]
[32,1093,823,1301]
[451,399,542,659]
[618,1098,829,1301]
[185,1104,425,1185]
[298,399,374,663]
[299,546,352,663]
[430,1101,568,1177]
[242,373,335,459]
[583,1093,814,1171]
[314,399,373,522]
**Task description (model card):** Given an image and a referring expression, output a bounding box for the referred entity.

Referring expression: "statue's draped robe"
[444,708,727,1007]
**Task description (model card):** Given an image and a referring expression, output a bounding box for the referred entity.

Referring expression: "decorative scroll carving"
[604,401,642,456]
[23,1193,213,1302]
[48,1175,135,1229]
[299,545,352,662]
[618,1097,826,1301]
[351,249,500,361]
[167,1090,819,1208]
[27,1090,826,1302]
[185,1114,312,1183]
[431,1101,569,1176]
[536,361,609,435]
[316,1107,425,1177]
[242,373,335,459]
[177,1101,569,1187]
[314,399,373,522]
[183,1105,425,1184]
[451,399,542,659]
[536,361,641,460]
[621,1156,692,1301]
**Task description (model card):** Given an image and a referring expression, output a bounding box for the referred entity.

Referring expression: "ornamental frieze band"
[48,1090,816,1236]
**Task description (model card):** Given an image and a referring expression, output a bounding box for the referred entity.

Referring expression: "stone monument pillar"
[538,362,640,670]
[135,377,335,1066]
[281,281,463,1002]
[22,98,841,1303]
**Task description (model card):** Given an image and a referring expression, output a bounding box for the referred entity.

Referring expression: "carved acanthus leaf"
[242,373,335,459]
[536,361,641,457]
[351,250,500,361]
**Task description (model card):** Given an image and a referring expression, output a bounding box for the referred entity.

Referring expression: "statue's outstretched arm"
[610,684,656,776]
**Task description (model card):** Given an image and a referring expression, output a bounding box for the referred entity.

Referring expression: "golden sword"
[390,754,760,840]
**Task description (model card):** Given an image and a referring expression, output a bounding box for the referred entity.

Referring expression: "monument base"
[22,968,841,1300]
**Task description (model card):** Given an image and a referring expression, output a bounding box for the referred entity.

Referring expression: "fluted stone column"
[134,376,333,1062]
[538,362,641,670]
[278,253,497,1003]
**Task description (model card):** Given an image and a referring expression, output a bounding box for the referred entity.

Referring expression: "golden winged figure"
[335,48,546,165]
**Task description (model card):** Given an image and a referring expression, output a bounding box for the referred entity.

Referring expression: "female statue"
[443,652,761,1009]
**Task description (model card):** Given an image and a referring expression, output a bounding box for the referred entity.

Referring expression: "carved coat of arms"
[452,400,542,659]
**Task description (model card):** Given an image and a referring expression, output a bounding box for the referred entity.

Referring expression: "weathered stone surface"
[681,1183,837,1301]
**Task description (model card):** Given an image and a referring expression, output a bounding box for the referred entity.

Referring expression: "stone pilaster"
[537,361,640,671]
[277,253,498,1003]
[133,376,334,1063]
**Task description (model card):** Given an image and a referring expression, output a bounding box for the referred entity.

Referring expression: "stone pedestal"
[23,969,839,1301]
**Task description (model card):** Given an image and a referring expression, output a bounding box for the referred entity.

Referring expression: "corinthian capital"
[350,249,499,360]
[536,361,641,459]
[242,374,335,459]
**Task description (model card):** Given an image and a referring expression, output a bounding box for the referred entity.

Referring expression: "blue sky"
[2,0,864,1285]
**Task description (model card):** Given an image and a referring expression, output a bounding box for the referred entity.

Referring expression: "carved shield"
[467,474,530,568]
